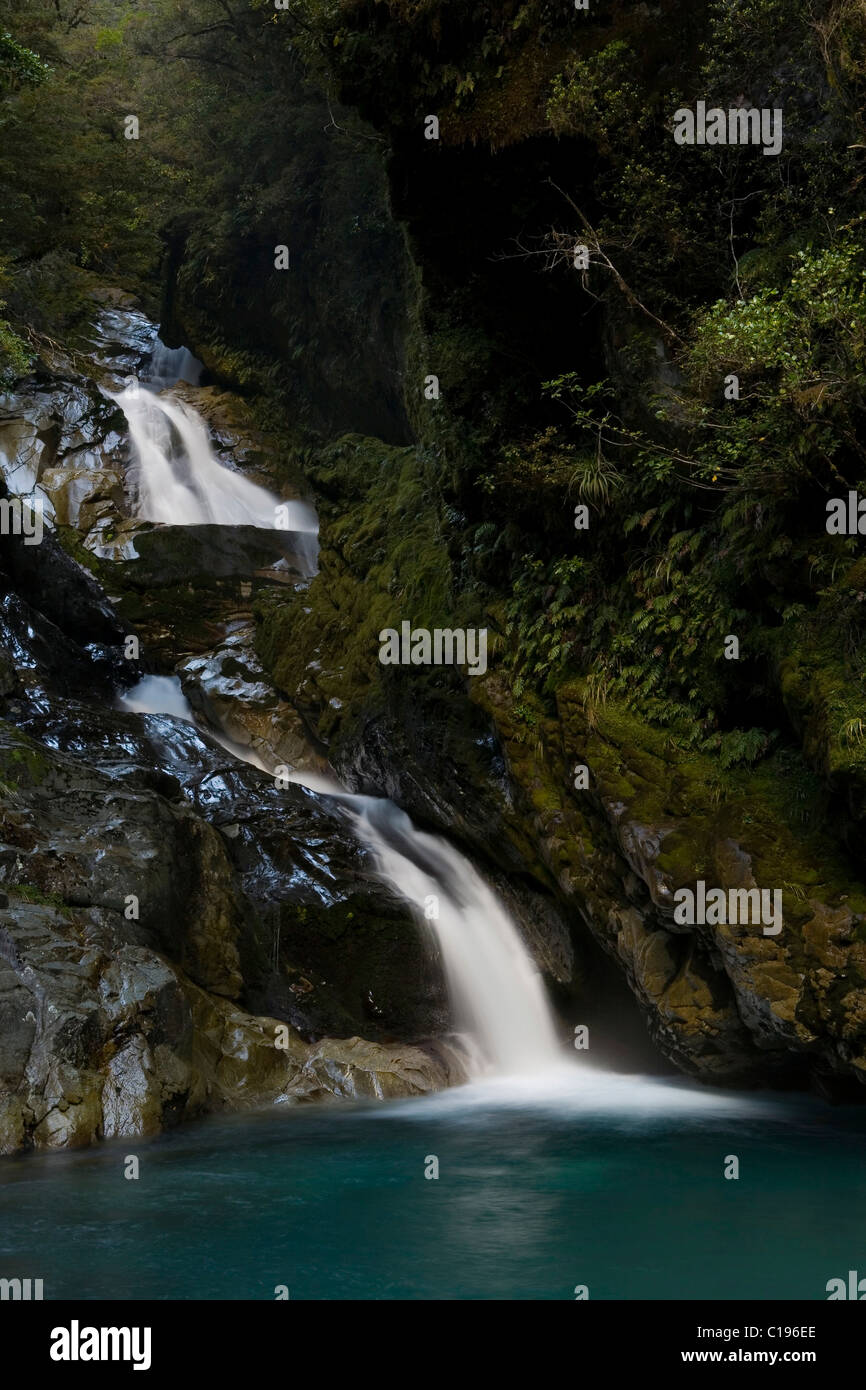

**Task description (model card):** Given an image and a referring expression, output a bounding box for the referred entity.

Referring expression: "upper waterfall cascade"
[114,383,317,541]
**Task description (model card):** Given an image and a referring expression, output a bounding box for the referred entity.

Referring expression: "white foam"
[375,1062,774,1122]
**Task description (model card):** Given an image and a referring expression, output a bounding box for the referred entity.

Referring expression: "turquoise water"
[1,1068,864,1301]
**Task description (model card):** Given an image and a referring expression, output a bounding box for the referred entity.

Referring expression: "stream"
[114,336,562,1081]
[1,311,865,1301]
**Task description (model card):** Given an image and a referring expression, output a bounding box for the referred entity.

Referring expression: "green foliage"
[4,250,95,339]
[2,0,866,817]
[0,2,188,336]
[505,555,588,696]
[548,40,651,155]
[0,31,50,88]
[0,257,33,384]
[717,726,776,769]
[489,146,866,765]
[688,230,866,398]
[12,883,68,912]
[0,316,32,385]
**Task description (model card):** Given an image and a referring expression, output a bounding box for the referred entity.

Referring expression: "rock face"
[0,304,149,559]
[248,420,866,1095]
[159,55,412,446]
[5,268,863,1161]
[465,677,866,1092]
[0,591,468,1156]
[219,3,866,1102]
[0,306,476,1155]
[0,896,464,1156]
[178,624,330,779]
[372,671,866,1092]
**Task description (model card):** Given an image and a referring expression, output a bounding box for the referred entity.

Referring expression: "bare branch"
[170,49,245,74]
[165,22,236,44]
[323,85,387,146]
[546,179,684,345]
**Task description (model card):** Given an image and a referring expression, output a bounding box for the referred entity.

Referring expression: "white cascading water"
[143,340,204,393]
[118,672,564,1077]
[353,797,561,1074]
[115,342,563,1078]
[118,674,272,771]
[114,385,318,541]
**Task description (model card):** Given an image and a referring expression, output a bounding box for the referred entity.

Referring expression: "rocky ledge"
[0,304,474,1155]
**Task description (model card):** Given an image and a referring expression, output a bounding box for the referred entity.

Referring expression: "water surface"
[1,1067,862,1301]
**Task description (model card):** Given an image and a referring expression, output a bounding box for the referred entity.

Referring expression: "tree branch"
[165,22,236,44]
[547,179,683,345]
[170,49,245,74]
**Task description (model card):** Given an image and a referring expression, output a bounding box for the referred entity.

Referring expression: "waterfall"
[118,675,272,771]
[112,385,319,575]
[113,325,562,1081]
[143,338,204,393]
[119,674,195,723]
[353,797,562,1075]
[118,677,564,1079]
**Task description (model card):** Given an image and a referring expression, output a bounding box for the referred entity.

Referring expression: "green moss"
[12,883,68,912]
[471,666,866,976]
[0,724,53,788]
[555,683,866,930]
[255,431,461,745]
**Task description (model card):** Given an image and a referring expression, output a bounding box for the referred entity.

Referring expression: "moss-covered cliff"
[246,0,866,1089]
[4,0,866,1095]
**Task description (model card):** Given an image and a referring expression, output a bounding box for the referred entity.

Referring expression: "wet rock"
[82,305,158,388]
[284,1035,467,1101]
[522,678,866,1087]
[178,624,329,778]
[0,474,128,654]
[0,370,127,548]
[612,905,766,1080]
[0,900,465,1155]
[0,306,468,1157]
[0,648,18,700]
[38,466,125,531]
[104,524,313,666]
[168,384,278,486]
[0,645,460,1157]
[2,681,450,1041]
[321,655,866,1088]
[87,288,143,311]
[0,724,246,998]
[0,591,134,706]
[114,524,308,589]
